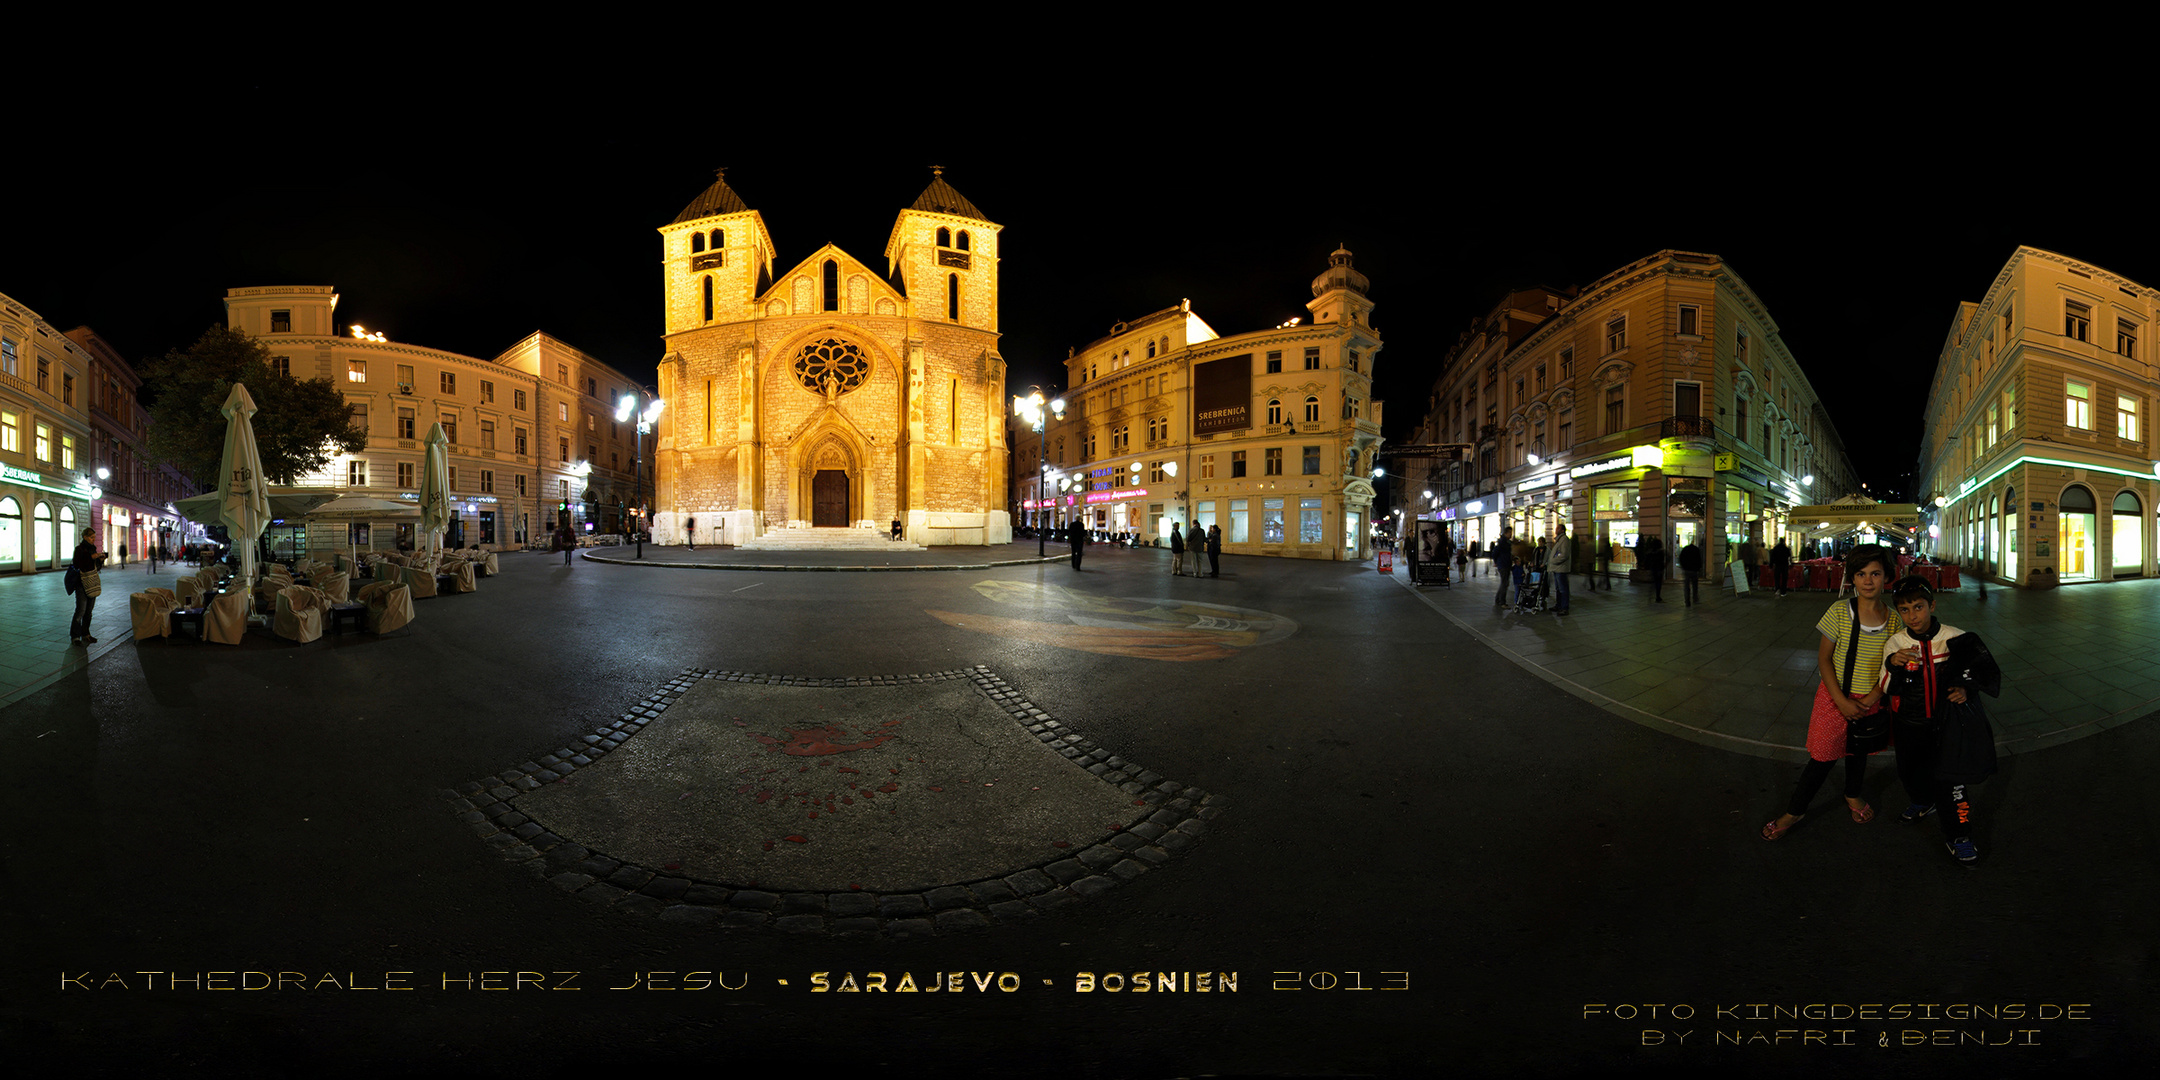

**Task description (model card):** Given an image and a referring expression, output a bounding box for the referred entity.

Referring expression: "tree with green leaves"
[143,325,365,490]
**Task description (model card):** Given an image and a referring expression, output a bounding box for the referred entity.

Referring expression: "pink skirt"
[1806,684,1892,761]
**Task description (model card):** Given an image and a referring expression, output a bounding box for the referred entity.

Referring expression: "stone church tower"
[652,170,1010,546]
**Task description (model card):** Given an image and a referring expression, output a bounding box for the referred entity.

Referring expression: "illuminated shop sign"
[1517,473,1556,492]
[2,464,43,485]
[1084,488,1150,504]
[1570,455,1632,479]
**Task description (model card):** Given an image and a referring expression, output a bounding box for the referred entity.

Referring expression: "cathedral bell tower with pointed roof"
[652,169,1010,548]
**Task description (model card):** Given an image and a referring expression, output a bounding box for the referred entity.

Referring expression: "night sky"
[9,79,2129,502]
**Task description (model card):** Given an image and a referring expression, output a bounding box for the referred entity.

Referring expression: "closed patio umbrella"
[303,494,418,568]
[419,422,451,560]
[217,383,272,589]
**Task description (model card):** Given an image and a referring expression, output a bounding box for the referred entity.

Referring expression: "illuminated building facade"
[1917,246,2160,586]
[1014,248,1385,562]
[61,326,193,561]
[0,290,97,574]
[652,170,1010,546]
[224,287,644,553]
[1401,250,1854,580]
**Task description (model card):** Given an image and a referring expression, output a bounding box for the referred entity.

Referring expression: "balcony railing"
[1660,415,1715,441]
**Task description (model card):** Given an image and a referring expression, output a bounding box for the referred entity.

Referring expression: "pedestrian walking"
[66,528,103,645]
[119,542,129,568]
[1454,542,1468,580]
[1740,539,1760,596]
[1491,528,1513,606]
[553,522,576,566]
[1640,536,1667,603]
[1596,537,1613,590]
[685,515,697,550]
[1678,537,1703,606]
[1169,522,1186,576]
[1880,575,2001,866]
[1771,538,1792,597]
[1763,545,1898,841]
[1548,524,1573,615]
[1206,523,1222,577]
[1067,518,1086,571]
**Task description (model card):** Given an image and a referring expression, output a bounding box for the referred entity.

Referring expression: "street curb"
[447,665,1222,937]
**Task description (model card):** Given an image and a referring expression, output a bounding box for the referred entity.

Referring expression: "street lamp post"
[617,392,666,560]
[1012,388,1066,557]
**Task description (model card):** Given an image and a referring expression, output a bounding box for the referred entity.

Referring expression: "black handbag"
[1841,599,1892,755]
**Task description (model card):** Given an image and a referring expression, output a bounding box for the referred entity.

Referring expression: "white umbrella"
[218,383,272,589]
[174,488,334,527]
[304,494,418,569]
[419,422,451,560]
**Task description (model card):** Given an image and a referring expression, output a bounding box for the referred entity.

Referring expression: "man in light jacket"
[1548,524,1573,615]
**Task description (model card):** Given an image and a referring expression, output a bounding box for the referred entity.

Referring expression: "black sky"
[8,74,2135,502]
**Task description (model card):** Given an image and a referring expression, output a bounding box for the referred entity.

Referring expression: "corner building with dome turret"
[651,170,1009,546]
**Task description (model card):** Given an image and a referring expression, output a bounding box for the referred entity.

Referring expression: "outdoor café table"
[169,608,205,640]
[327,603,367,634]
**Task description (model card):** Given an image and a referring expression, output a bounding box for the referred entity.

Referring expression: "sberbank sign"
[1,464,42,485]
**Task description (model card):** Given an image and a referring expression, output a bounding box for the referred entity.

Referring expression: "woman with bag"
[67,528,103,645]
[1880,575,2001,866]
[1762,545,1897,840]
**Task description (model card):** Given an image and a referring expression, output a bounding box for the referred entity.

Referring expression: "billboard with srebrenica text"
[1193,355,1251,436]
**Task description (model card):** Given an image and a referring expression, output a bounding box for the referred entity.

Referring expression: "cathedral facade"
[651,170,1009,547]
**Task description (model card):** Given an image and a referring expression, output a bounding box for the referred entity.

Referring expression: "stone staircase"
[733,526,926,552]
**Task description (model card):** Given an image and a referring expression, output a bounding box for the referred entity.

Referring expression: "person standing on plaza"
[1771,537,1792,597]
[66,528,102,645]
[1740,538,1760,595]
[1510,531,1534,606]
[1067,518,1086,571]
[1677,536,1703,607]
[1169,522,1186,576]
[553,522,576,566]
[1206,523,1222,578]
[119,542,128,569]
[1762,545,1898,841]
[1491,529,1512,605]
[1879,575,2000,866]
[1548,523,1573,615]
[1641,536,1667,603]
[1596,535,1614,591]
[685,515,697,550]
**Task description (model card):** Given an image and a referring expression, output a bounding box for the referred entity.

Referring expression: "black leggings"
[1787,755,1867,817]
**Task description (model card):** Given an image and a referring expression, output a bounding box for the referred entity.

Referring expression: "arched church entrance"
[813,470,850,526]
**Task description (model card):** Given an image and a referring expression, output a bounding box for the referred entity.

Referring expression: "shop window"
[2061,484,2097,580]
[1299,496,1323,544]
[2113,491,2143,575]
[1261,498,1286,543]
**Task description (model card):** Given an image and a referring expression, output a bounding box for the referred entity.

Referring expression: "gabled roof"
[672,169,751,224]
[760,242,906,310]
[909,168,988,222]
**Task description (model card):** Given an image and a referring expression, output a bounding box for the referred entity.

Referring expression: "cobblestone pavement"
[1394,559,2160,760]
[447,665,1220,936]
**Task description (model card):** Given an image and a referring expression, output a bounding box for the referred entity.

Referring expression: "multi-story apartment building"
[1917,246,2159,586]
[1401,250,1855,580]
[223,287,645,555]
[0,290,98,574]
[62,326,194,561]
[1014,247,1385,561]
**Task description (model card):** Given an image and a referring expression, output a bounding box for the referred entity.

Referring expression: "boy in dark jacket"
[1880,577,2001,867]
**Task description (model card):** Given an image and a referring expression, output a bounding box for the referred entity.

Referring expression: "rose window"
[792,337,871,397]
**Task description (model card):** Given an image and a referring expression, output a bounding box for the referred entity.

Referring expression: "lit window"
[35,423,52,461]
[0,410,15,452]
[348,360,366,383]
[2119,396,2139,441]
[349,460,368,486]
[2067,380,2092,429]
[61,434,74,469]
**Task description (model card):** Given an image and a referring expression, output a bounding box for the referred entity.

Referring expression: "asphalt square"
[515,678,1143,893]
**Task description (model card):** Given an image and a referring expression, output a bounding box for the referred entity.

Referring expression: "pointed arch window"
[691,233,705,253]
[936,227,952,247]
[711,228,724,248]
[1147,340,1157,359]
[702,276,714,322]
[824,260,840,312]
[947,274,960,321]
[956,230,970,251]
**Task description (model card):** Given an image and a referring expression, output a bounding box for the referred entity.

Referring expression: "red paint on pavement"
[752,723,899,757]
[784,835,808,843]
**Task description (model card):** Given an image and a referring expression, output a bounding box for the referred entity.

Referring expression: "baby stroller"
[1513,567,1551,615]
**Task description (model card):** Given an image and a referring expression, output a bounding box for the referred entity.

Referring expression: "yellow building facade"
[1918,246,2160,586]
[0,290,98,574]
[652,170,1010,546]
[1014,248,1385,561]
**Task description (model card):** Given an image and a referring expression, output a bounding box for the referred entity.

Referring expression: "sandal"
[1848,801,1875,824]
[1761,815,1803,841]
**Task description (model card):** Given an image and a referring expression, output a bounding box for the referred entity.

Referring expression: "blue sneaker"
[1899,803,1938,822]
[1946,837,1979,866]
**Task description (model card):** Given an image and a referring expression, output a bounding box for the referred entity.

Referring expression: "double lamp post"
[1012,388,1065,557]
[616,391,665,559]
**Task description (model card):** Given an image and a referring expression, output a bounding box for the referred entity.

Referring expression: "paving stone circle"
[441,665,1223,937]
